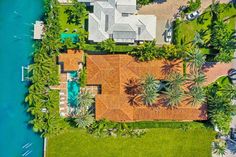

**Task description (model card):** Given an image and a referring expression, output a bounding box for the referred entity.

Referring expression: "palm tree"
[129,40,157,61]
[164,86,184,108]
[188,48,206,71]
[167,72,185,88]
[99,38,115,53]
[141,74,160,106]
[74,111,94,128]
[187,71,206,86]
[77,90,94,114]
[213,139,227,157]
[188,86,205,106]
[209,0,222,21]
[192,32,204,47]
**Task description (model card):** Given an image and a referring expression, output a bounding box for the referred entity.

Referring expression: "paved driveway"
[138,0,231,45]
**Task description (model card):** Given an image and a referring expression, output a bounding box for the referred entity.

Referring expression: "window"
[138,27,141,35]
[105,15,109,32]
[122,13,129,17]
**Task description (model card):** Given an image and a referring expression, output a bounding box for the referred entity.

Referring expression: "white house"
[88,0,156,43]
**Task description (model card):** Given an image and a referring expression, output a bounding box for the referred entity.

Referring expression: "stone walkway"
[138,0,232,44]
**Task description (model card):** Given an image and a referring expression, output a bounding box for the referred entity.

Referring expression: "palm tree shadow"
[124,78,143,106]
[161,60,182,77]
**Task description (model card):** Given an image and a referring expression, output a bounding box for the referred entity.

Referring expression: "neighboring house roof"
[58,50,84,72]
[88,0,156,43]
[87,54,207,122]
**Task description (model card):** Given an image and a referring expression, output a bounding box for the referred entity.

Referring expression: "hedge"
[84,43,135,53]
[126,121,210,129]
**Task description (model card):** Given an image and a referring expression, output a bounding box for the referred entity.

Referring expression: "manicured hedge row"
[84,44,135,53]
[126,121,210,129]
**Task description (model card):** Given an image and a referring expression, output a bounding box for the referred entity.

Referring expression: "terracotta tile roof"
[58,49,84,72]
[87,54,207,122]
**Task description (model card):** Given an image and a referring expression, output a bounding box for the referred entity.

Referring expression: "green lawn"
[175,4,236,44]
[47,128,216,157]
[58,5,81,33]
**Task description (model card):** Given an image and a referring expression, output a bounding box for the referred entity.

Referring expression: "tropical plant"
[164,86,184,108]
[187,71,206,86]
[137,0,154,6]
[167,72,185,88]
[188,48,206,71]
[188,86,205,106]
[207,94,233,134]
[79,68,87,87]
[64,0,88,27]
[192,32,204,47]
[209,0,223,21]
[213,139,227,157]
[141,75,160,106]
[184,0,201,13]
[159,44,182,59]
[129,40,157,61]
[211,20,235,59]
[99,38,115,53]
[77,90,94,113]
[25,0,68,137]
[88,119,146,137]
[219,83,236,99]
[74,112,94,128]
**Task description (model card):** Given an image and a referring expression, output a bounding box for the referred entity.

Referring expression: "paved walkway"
[138,0,231,45]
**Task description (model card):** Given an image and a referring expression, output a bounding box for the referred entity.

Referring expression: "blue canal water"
[0,0,44,157]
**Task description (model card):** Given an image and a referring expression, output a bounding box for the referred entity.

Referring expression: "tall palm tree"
[188,48,206,71]
[188,86,205,106]
[141,74,160,106]
[210,0,222,21]
[164,86,184,108]
[192,32,204,47]
[77,90,94,114]
[167,72,185,88]
[187,71,206,86]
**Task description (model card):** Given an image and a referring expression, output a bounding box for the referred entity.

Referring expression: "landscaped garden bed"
[173,3,235,62]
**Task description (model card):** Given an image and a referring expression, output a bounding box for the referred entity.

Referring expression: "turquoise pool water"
[61,33,79,43]
[68,72,80,106]
[0,0,43,156]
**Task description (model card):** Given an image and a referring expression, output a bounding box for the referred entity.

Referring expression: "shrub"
[126,121,208,129]
[79,68,87,87]
[137,0,154,6]
[129,40,157,61]
[88,119,146,137]
[99,38,115,53]
[184,0,201,13]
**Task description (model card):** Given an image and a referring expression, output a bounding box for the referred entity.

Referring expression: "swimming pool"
[61,33,79,43]
[0,0,43,156]
[68,72,80,107]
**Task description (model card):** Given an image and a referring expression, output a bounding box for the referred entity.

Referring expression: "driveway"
[138,0,231,45]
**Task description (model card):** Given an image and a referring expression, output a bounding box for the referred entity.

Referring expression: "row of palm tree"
[25,0,68,137]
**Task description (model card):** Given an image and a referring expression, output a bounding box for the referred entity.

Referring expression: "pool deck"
[50,73,69,117]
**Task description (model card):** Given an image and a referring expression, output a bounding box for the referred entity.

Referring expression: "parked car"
[187,10,200,20]
[165,28,172,42]
[230,128,236,140]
